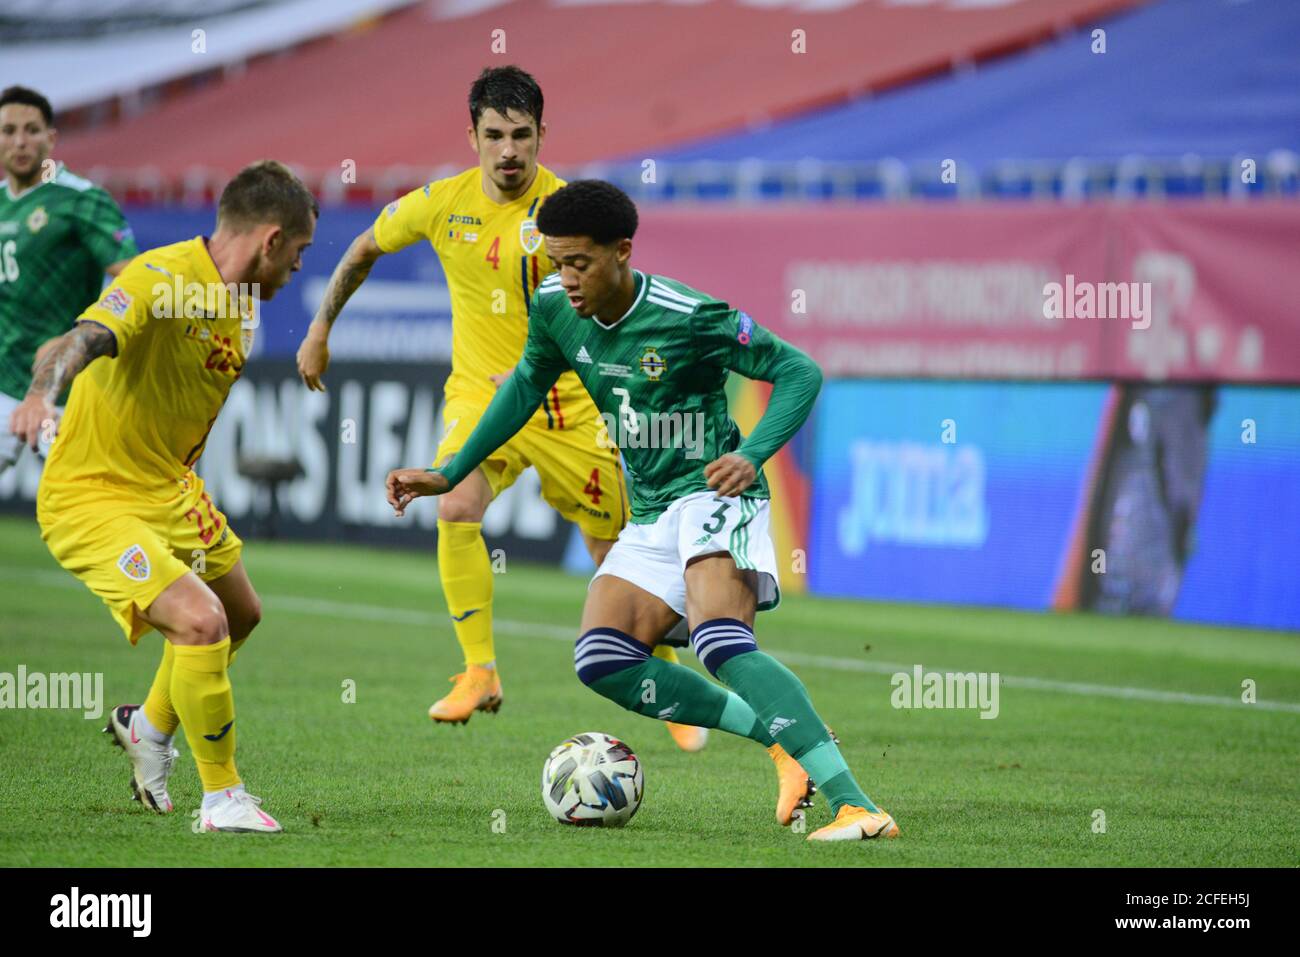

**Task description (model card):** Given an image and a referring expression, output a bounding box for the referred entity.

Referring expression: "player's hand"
[296,324,331,391]
[9,394,57,452]
[488,367,515,389]
[704,453,757,498]
[386,467,450,517]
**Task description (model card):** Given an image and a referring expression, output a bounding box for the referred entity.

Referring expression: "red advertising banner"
[634,201,1300,383]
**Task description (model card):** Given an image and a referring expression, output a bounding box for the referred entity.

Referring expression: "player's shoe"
[807,805,900,842]
[428,665,503,724]
[201,788,282,833]
[666,722,708,752]
[102,704,178,814]
[768,743,816,826]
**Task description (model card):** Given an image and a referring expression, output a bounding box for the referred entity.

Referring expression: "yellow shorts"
[436,393,628,541]
[38,471,243,644]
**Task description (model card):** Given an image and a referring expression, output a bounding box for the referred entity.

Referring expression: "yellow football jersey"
[371,164,594,428]
[40,236,252,505]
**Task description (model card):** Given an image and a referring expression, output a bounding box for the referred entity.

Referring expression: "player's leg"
[427,396,525,723]
[148,476,276,832]
[133,572,276,833]
[203,559,262,666]
[576,570,766,740]
[431,463,509,723]
[582,510,700,748]
[139,517,257,750]
[531,419,706,750]
[683,551,897,840]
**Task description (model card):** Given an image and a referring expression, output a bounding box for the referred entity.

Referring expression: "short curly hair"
[536,180,638,246]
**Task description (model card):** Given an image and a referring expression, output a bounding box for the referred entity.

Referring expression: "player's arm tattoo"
[313,228,383,329]
[27,322,117,405]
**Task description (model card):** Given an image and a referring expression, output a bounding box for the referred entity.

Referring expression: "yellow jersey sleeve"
[78,263,154,354]
[372,179,451,255]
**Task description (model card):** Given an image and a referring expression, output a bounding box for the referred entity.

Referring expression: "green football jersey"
[0,164,137,400]
[439,268,823,523]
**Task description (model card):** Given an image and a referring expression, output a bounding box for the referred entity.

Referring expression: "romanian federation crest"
[640,347,667,381]
[117,545,151,582]
[519,217,542,255]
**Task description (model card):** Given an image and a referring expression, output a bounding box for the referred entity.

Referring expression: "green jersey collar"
[592,270,647,330]
[2,161,61,201]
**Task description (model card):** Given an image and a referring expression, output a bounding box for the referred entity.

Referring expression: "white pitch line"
[6,564,1300,715]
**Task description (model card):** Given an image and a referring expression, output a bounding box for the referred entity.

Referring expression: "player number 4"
[584,468,602,505]
[485,236,500,270]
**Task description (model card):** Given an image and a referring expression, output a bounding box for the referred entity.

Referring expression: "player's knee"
[437,494,487,523]
[690,618,758,678]
[574,628,651,689]
[172,600,229,646]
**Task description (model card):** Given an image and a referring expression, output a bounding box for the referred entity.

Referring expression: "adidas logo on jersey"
[576,346,593,364]
[768,716,797,737]
[693,534,712,545]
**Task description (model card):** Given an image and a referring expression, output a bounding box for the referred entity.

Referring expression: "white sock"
[133,707,172,745]
[202,784,245,811]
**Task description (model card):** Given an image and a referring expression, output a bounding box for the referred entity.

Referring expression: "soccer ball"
[541,732,644,826]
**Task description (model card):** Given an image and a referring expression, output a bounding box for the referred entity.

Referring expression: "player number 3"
[701,500,729,534]
[611,387,640,437]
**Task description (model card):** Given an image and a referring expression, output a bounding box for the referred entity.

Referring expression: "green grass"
[1,514,1297,867]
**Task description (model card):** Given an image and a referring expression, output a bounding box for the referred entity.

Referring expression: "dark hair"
[217,160,319,236]
[0,86,54,127]
[536,180,638,246]
[468,65,544,130]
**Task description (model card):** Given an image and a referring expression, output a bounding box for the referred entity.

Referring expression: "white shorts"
[0,392,57,472]
[592,490,781,617]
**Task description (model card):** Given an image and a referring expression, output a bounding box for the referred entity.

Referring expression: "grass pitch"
[1,514,1297,867]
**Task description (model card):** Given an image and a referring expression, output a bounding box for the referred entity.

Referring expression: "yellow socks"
[653,644,681,666]
[438,519,496,666]
[171,638,240,792]
[143,640,179,737]
[144,632,245,740]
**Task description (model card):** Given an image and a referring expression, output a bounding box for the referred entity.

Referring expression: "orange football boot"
[768,743,816,826]
[807,805,900,841]
[666,722,708,752]
[428,665,503,724]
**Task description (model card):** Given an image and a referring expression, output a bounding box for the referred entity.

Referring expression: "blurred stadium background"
[4,0,1299,634]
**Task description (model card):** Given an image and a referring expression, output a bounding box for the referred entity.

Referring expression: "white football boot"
[103,704,178,814]
[201,788,283,833]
